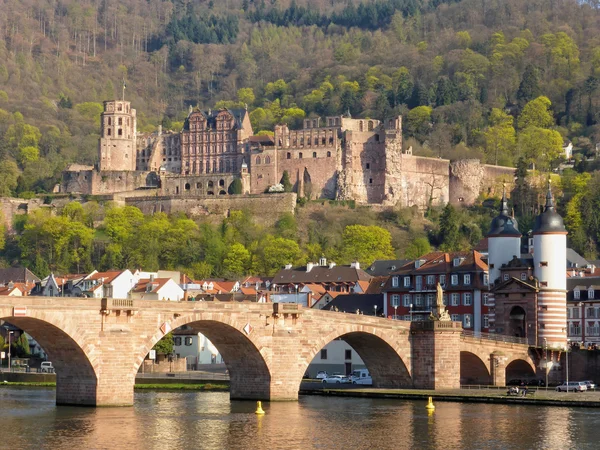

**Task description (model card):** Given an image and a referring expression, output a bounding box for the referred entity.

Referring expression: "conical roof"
[488,186,521,237]
[533,181,566,234]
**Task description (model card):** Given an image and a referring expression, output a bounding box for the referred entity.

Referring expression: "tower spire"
[500,182,509,215]
[545,177,554,210]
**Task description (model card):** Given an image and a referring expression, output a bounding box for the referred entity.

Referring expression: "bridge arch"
[505,357,537,383]
[303,326,412,391]
[134,312,271,400]
[460,351,491,385]
[0,313,99,406]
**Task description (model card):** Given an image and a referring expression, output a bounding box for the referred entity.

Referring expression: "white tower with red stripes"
[533,182,567,349]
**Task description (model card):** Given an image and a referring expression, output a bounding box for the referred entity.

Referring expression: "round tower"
[487,187,522,285]
[533,182,567,349]
[98,100,137,171]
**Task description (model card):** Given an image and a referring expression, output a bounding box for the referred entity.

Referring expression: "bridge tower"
[532,182,567,350]
[487,186,521,333]
[98,100,137,171]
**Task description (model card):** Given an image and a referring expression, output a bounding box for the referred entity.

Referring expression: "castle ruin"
[61,100,515,209]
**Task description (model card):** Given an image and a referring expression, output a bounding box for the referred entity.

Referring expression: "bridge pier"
[56,374,135,407]
[491,352,506,387]
[410,321,462,389]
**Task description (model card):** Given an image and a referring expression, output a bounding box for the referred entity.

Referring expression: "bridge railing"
[461,330,531,345]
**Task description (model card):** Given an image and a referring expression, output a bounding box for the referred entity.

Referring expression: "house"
[80,270,136,299]
[563,140,573,160]
[567,276,600,345]
[0,267,40,285]
[172,327,224,369]
[311,291,348,310]
[366,260,411,276]
[0,283,23,296]
[382,250,489,330]
[130,277,184,301]
[271,258,372,294]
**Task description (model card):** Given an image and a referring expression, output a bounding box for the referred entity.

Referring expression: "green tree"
[0,160,19,196]
[228,178,243,195]
[516,65,541,109]
[237,88,255,105]
[253,236,304,276]
[405,106,432,140]
[518,127,564,170]
[281,171,293,192]
[275,213,297,239]
[483,108,516,165]
[518,96,554,130]
[14,333,30,357]
[153,332,174,355]
[340,225,395,266]
[223,243,250,277]
[438,203,461,251]
[405,237,431,259]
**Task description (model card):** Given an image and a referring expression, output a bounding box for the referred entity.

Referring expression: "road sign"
[13,306,27,317]
[160,322,171,334]
[0,352,4,358]
[149,350,156,360]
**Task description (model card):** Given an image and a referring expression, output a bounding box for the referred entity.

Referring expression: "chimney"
[328,262,336,269]
[150,274,155,282]
[285,264,293,270]
[351,261,360,270]
[306,262,314,272]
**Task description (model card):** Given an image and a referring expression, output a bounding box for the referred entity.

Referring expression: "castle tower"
[533,182,567,349]
[98,100,137,171]
[487,187,521,333]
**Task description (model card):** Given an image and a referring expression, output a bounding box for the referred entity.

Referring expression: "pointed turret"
[532,180,566,234]
[488,184,521,237]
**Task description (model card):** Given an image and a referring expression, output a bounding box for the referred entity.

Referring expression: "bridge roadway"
[0,296,537,406]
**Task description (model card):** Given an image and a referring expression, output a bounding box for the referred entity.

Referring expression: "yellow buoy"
[255,401,265,415]
[425,396,435,411]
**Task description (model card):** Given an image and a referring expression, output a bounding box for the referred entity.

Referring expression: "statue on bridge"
[430,282,451,321]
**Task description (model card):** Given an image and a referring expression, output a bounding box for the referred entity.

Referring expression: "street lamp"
[566,338,570,392]
[8,331,13,372]
[373,304,377,316]
[544,338,548,391]
[410,303,413,322]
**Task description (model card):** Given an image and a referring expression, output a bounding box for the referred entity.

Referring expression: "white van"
[40,362,54,373]
[351,369,372,385]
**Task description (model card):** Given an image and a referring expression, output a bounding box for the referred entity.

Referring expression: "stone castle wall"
[0,198,46,231]
[125,193,297,225]
[62,169,155,195]
[449,160,515,205]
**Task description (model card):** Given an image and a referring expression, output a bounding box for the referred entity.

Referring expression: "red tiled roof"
[132,278,171,293]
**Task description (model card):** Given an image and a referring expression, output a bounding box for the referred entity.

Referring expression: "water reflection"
[1,388,600,449]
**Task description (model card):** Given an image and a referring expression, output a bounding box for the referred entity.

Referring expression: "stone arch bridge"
[0,297,537,406]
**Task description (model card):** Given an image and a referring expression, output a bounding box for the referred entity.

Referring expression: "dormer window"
[403,276,410,287]
[589,289,595,300]
[574,289,580,299]
[392,276,399,288]
[483,273,489,285]
[453,258,461,267]
[451,274,458,285]
[427,275,435,285]
[521,273,527,281]
[464,274,471,285]
[439,275,446,285]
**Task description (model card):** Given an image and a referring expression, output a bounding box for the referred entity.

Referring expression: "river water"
[1,388,599,449]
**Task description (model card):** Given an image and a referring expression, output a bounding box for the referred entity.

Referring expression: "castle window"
[293,138,297,146]
[359,121,364,132]
[256,156,261,165]
[107,129,111,136]
[226,160,231,172]
[287,152,291,159]
[108,118,111,125]
[299,152,303,159]
[206,161,210,173]
[265,156,271,164]
[313,119,317,127]
[213,161,217,172]
[219,179,225,187]
[314,137,318,145]
[375,135,380,142]
[196,183,201,189]
[368,120,374,131]
[327,151,331,157]
[300,137,304,145]
[329,136,333,145]
[366,163,370,169]
[369,178,373,184]
[118,118,123,126]
[118,129,122,136]
[313,152,317,158]
[208,181,214,188]
[335,118,340,126]
[118,104,122,111]
[185,183,190,191]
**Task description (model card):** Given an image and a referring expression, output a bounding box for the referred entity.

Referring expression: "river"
[1,388,599,449]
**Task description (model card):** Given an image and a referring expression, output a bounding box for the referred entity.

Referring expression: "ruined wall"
[275,149,338,199]
[338,130,387,204]
[61,169,153,195]
[125,193,297,225]
[0,198,46,231]
[161,173,239,196]
[449,160,515,205]
[382,155,449,209]
[249,147,278,194]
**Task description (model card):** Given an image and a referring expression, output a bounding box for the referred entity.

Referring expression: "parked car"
[315,371,328,380]
[583,380,596,390]
[40,362,54,373]
[322,374,350,384]
[556,381,587,392]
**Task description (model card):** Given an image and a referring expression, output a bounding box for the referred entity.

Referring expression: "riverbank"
[300,387,600,408]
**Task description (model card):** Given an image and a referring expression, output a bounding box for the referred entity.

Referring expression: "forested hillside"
[1,0,600,272]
